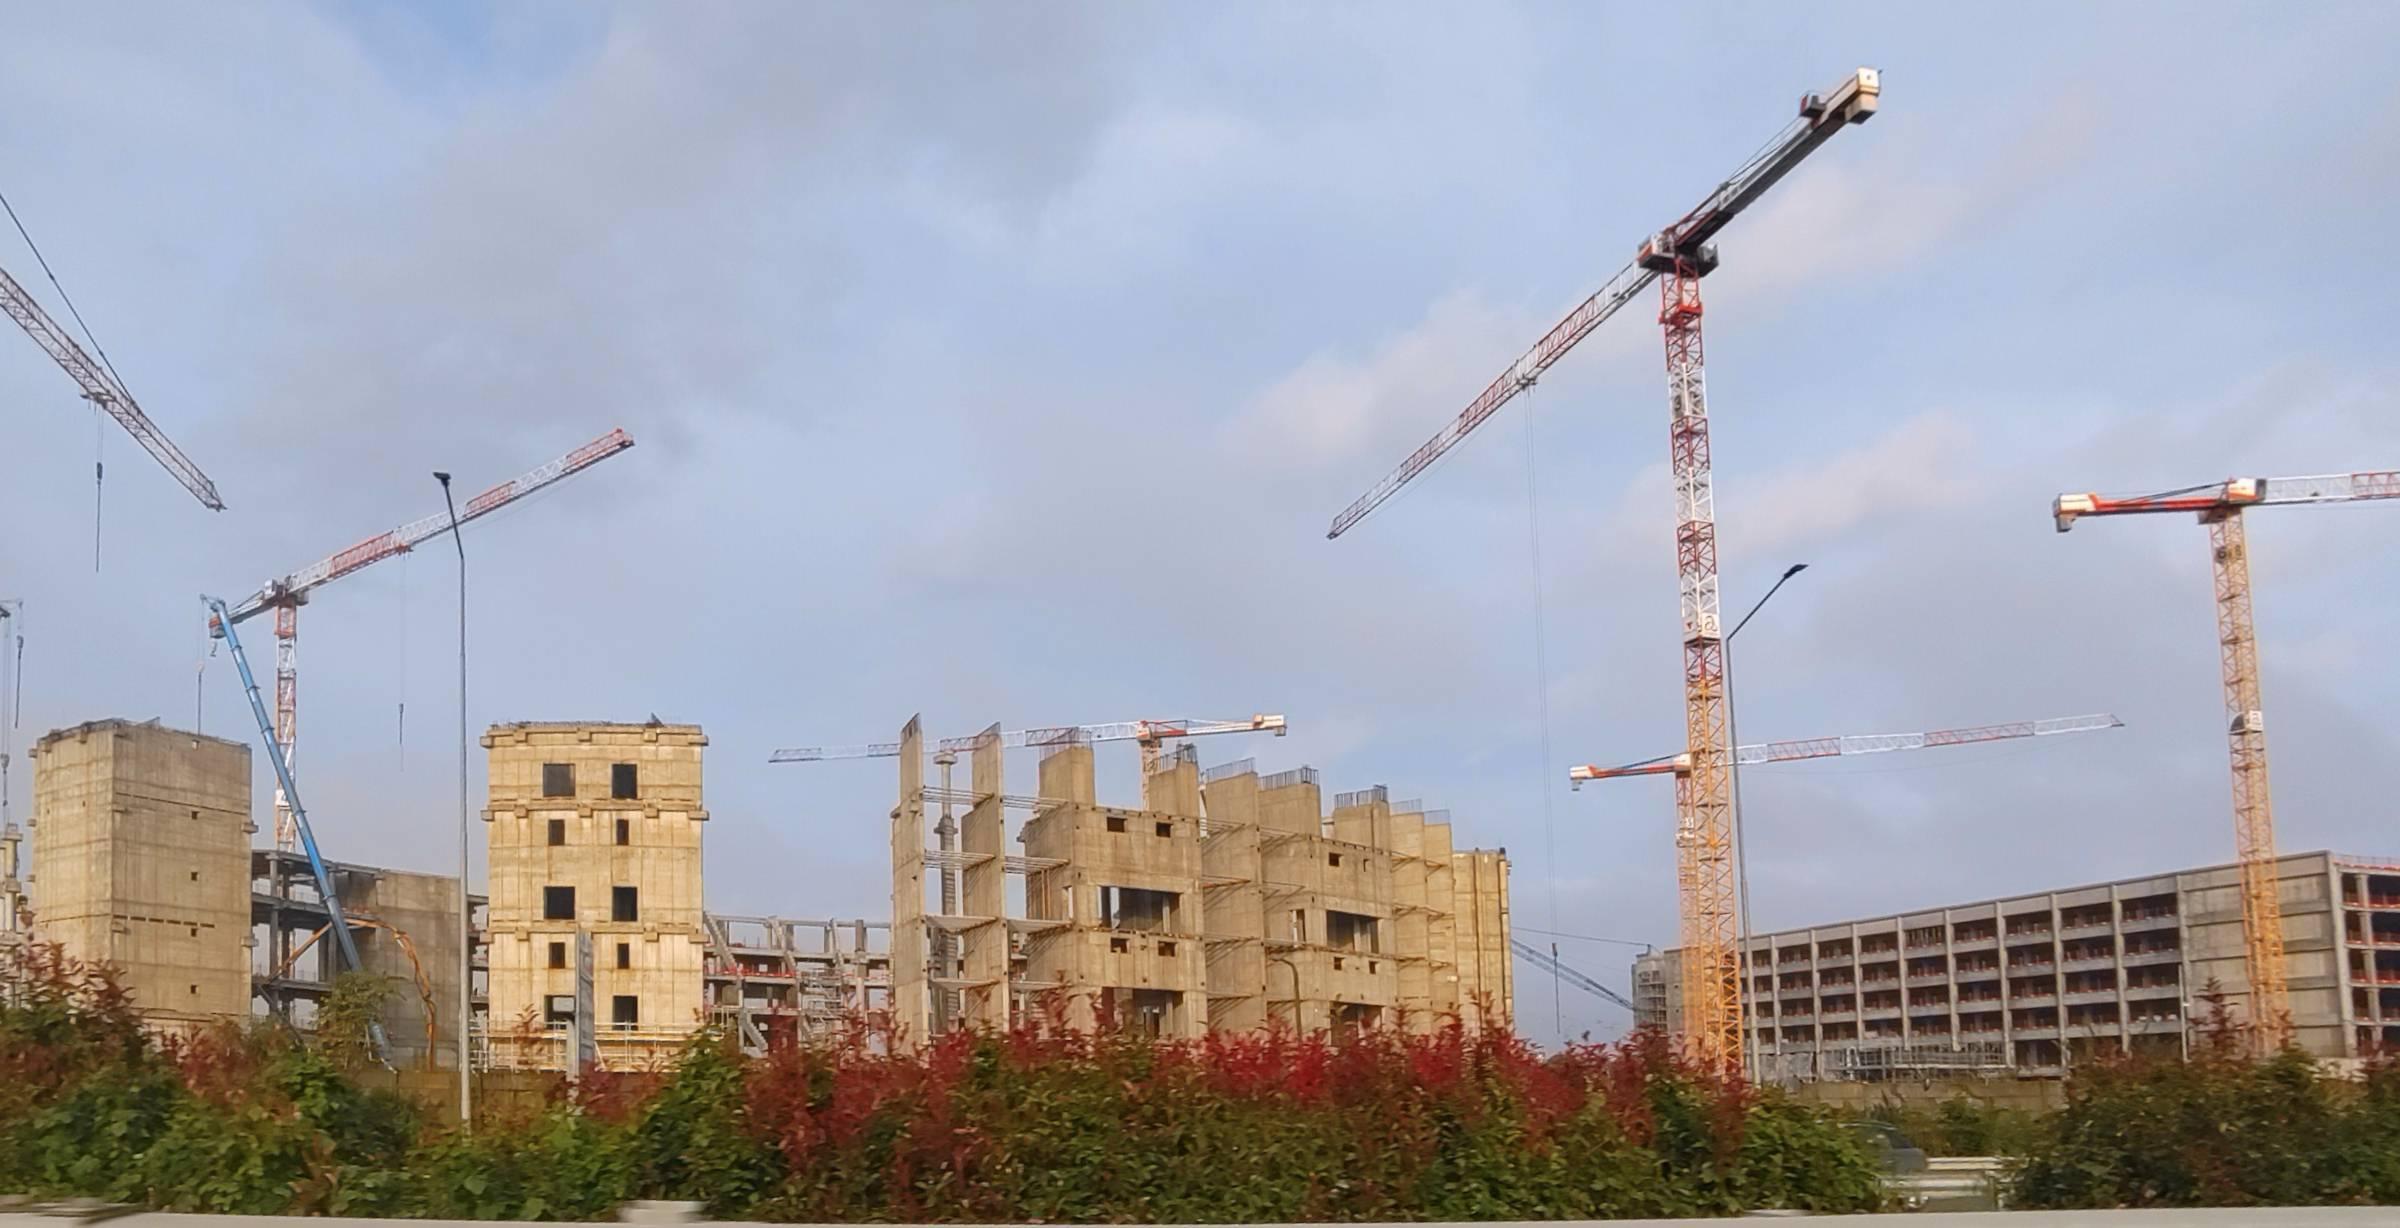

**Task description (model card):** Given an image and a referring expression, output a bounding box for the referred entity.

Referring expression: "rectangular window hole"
[1327,853,1343,868]
[616,942,631,969]
[542,763,575,797]
[611,763,638,800]
[543,886,575,921]
[612,995,638,1026]
[1159,940,1178,957]
[1155,821,1173,837]
[1109,936,1129,954]
[547,819,566,846]
[1105,815,1127,834]
[548,941,567,970]
[615,818,630,846]
[612,885,639,923]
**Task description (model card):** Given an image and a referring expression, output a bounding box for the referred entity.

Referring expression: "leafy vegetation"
[1859,1095,2045,1157]
[2010,1016,2400,1209]
[0,945,1882,1220]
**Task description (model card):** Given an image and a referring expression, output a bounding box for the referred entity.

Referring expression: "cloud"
[1722,411,1979,555]
[4,5,2400,1051]
[1230,292,1541,473]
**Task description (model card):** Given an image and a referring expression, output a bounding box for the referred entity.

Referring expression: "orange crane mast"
[215,429,635,850]
[1326,68,1881,1067]
[2054,471,2399,1049]
[1573,710,2122,1065]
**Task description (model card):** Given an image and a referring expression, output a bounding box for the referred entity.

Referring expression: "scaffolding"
[704,914,891,1052]
[1821,1041,2010,1083]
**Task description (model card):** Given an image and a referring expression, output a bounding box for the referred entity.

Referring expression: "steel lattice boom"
[1,263,224,509]
[1569,713,2123,784]
[1324,69,1879,542]
[770,715,1287,765]
[213,428,635,849]
[1325,67,1879,1069]
[2053,470,2397,1051]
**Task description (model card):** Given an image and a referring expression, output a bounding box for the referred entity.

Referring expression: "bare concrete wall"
[355,867,468,1066]
[1200,766,1267,1032]
[1454,848,1513,1034]
[483,721,706,1067]
[31,719,251,1027]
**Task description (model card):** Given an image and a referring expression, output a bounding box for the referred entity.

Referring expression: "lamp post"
[434,472,471,1122]
[1726,561,1806,1082]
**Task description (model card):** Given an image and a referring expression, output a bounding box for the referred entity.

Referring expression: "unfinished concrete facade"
[28,719,253,1029]
[483,721,707,1069]
[253,850,484,1069]
[1636,849,2398,1081]
[705,915,892,1050]
[887,718,1513,1044]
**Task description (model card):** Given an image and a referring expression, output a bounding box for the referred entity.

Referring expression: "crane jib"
[1325,67,1877,539]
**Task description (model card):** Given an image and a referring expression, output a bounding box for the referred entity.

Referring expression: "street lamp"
[1726,562,1806,1081]
[433,472,471,1122]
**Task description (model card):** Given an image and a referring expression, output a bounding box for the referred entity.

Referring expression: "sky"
[2,3,2397,1047]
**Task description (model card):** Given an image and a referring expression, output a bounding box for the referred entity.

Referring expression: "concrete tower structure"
[887,715,1513,1045]
[29,719,252,1029]
[482,720,707,1068]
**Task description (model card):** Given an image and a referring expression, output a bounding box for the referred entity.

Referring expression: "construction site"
[0,46,2393,1102]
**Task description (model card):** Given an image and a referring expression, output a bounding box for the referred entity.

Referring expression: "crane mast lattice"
[1326,68,1880,1066]
[2053,470,2398,1049]
[216,428,635,849]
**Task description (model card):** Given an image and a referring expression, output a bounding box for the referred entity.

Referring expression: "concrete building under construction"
[1635,849,2400,1081]
[887,719,1511,1043]
[252,848,483,1068]
[481,721,711,1067]
[28,719,254,1030]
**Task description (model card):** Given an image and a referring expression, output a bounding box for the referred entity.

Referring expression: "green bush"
[0,944,1885,1220]
[2013,1044,2400,1208]
[1861,1095,2045,1156]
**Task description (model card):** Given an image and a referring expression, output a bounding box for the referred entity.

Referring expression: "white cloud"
[1229,291,1540,472]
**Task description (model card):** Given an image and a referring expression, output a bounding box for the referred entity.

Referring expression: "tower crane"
[772,714,1288,779]
[2053,470,2400,1049]
[2,262,223,510]
[1325,68,1881,1065]
[1575,711,2121,1062]
[213,428,635,850]
[1568,713,2124,786]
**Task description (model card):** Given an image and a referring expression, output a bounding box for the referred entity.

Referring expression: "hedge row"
[0,945,1883,1220]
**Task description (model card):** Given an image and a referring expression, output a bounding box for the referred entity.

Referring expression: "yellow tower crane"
[2054,470,2399,1050]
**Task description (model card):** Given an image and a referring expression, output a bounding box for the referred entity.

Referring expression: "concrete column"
[960,725,1008,1030]
[1200,767,1267,1033]
[889,717,929,1047]
[1422,819,1458,1023]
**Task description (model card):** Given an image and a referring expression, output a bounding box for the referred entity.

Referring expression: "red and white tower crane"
[1326,68,1881,1065]
[215,428,636,849]
[1570,712,2123,785]
[773,715,1288,775]
[2,262,223,510]
[2053,470,2399,1048]
[1572,711,2121,1063]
